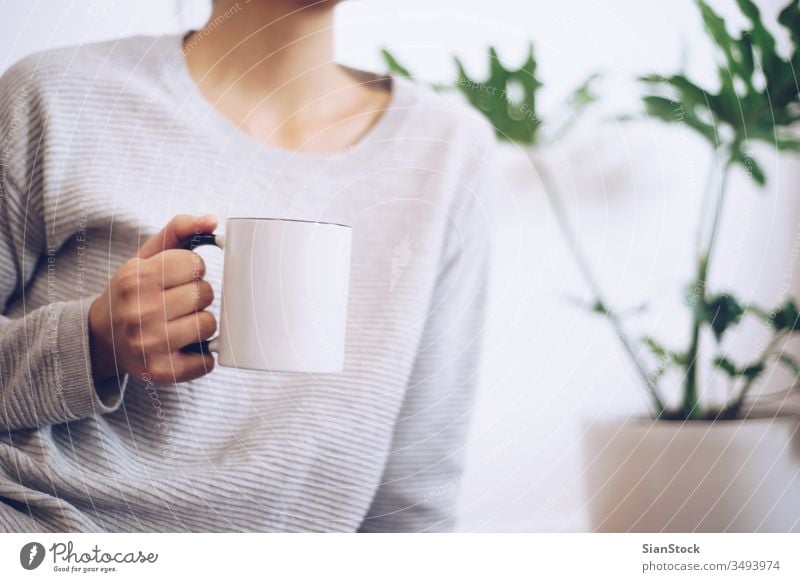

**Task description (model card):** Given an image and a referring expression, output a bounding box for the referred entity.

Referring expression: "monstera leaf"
[453,45,542,145]
[381,44,598,147]
[641,0,800,185]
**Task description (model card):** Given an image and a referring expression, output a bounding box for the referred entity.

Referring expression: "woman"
[0,0,494,532]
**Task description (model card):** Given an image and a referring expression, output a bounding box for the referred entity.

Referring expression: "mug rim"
[227,217,351,229]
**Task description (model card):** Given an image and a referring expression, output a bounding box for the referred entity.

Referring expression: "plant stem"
[694,149,720,254]
[703,150,733,271]
[682,255,707,419]
[526,150,667,415]
[726,331,789,416]
[682,147,732,419]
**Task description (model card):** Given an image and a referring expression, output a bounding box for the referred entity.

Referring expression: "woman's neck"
[186,0,344,109]
[183,0,392,153]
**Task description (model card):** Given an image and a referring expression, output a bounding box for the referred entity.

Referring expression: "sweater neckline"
[159,32,412,172]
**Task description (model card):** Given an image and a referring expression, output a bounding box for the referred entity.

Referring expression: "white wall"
[2,0,798,532]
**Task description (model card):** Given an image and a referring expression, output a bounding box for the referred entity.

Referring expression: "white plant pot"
[582,415,800,532]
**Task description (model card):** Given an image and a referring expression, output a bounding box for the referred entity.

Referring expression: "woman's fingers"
[174,353,216,383]
[146,249,207,289]
[141,311,216,383]
[137,214,217,259]
[166,310,218,352]
[160,280,215,320]
[146,352,215,384]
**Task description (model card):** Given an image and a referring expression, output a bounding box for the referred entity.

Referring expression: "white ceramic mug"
[181,218,352,373]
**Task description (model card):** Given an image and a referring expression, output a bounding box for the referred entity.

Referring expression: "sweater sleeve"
[359,139,495,533]
[0,58,127,432]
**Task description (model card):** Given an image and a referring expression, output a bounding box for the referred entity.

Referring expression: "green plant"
[638,0,800,420]
[382,0,800,421]
[383,45,668,413]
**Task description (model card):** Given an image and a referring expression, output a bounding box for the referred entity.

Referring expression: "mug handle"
[179,233,225,356]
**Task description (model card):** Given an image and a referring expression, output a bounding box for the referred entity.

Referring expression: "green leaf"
[453,45,543,145]
[743,362,765,379]
[641,73,722,130]
[775,138,800,152]
[736,0,762,25]
[642,94,719,144]
[639,0,800,180]
[740,0,786,86]
[714,355,739,376]
[567,74,600,109]
[714,355,765,380]
[665,75,713,108]
[380,49,413,80]
[770,298,800,332]
[641,95,682,123]
[696,1,754,115]
[643,337,686,365]
[736,32,755,82]
[700,293,745,341]
[697,0,739,68]
[563,295,607,315]
[731,147,766,185]
[643,337,668,359]
[381,43,598,148]
[643,336,685,383]
[736,0,776,55]
[778,1,800,50]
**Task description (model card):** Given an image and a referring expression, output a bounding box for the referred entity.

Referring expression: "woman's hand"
[88,214,219,385]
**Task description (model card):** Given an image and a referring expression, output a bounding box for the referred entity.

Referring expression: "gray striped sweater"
[0,34,494,532]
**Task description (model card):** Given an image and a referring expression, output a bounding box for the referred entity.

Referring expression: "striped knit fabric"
[0,34,494,532]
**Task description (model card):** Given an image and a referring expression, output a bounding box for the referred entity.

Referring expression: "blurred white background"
[2,0,798,531]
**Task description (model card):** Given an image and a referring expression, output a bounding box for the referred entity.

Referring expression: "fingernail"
[199,213,218,222]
